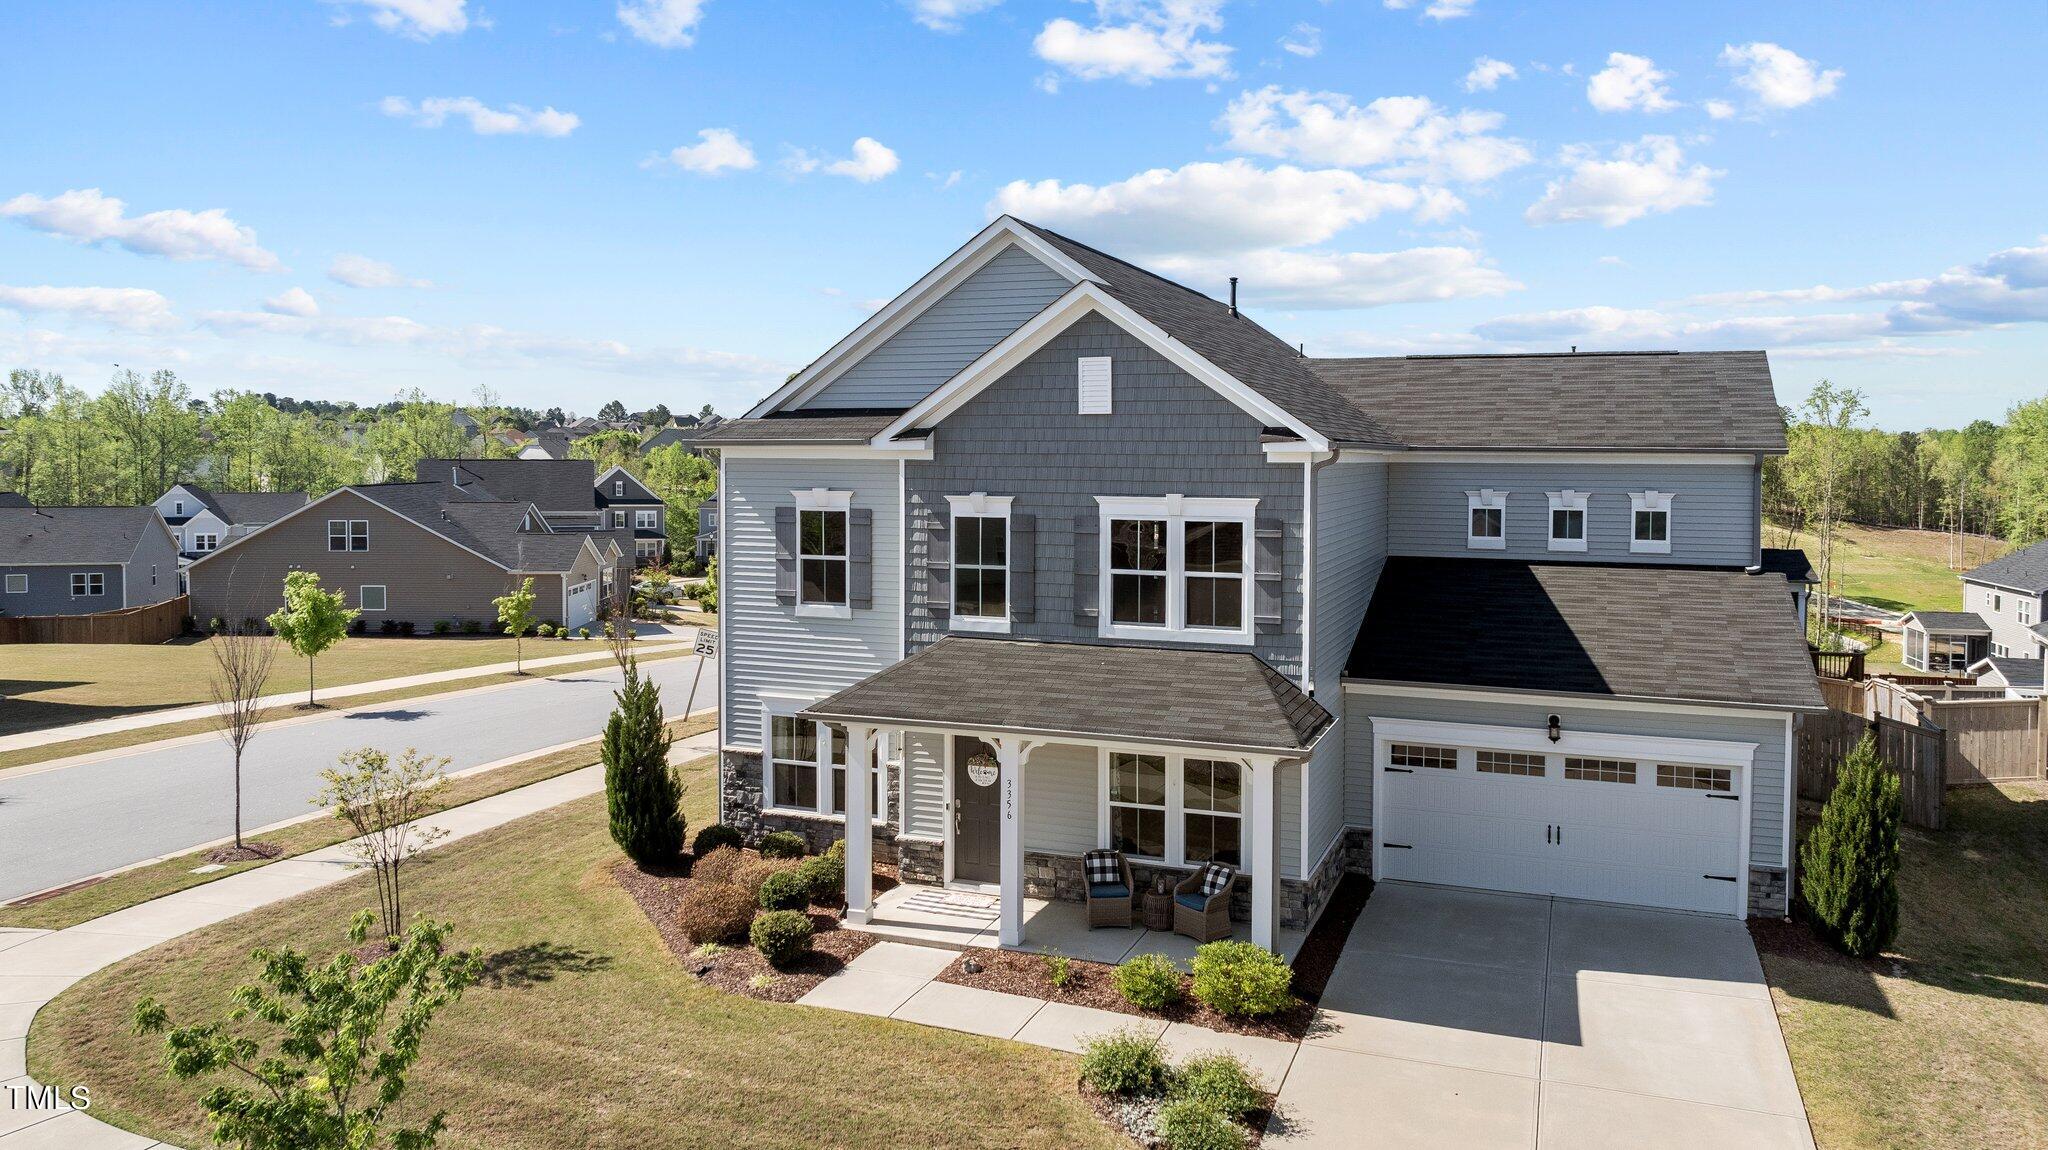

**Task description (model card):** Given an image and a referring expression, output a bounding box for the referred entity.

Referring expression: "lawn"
[1758,781,2048,1150]
[26,752,1121,1150]
[1768,520,2010,616]
[0,633,681,738]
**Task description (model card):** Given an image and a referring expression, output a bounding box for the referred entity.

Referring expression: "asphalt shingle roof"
[694,410,908,445]
[415,458,598,513]
[209,491,309,523]
[1963,540,2048,595]
[1976,656,2045,691]
[1906,611,1992,635]
[350,482,596,573]
[1305,351,1789,452]
[801,636,1333,755]
[1346,557,1825,711]
[0,505,165,565]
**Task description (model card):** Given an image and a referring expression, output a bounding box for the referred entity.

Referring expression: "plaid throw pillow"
[1198,863,1236,896]
[1084,850,1122,886]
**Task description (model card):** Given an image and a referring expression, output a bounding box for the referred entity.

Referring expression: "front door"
[952,737,1001,883]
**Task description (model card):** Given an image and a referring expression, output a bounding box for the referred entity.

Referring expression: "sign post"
[681,628,716,721]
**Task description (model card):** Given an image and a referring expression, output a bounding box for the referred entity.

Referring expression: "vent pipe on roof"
[1229,277,1239,317]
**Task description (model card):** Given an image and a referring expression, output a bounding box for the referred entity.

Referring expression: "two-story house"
[702,218,1823,953]
[1901,540,2048,696]
[596,466,669,566]
[153,484,311,561]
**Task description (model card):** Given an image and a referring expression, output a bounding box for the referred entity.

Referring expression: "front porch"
[845,883,1308,964]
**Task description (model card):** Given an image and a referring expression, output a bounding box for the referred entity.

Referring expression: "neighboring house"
[701,217,1823,952]
[153,484,310,561]
[1900,610,1993,673]
[694,492,718,561]
[638,425,705,456]
[520,429,571,460]
[185,459,635,631]
[595,465,669,566]
[1960,540,2048,659]
[0,505,180,616]
[1901,538,2048,692]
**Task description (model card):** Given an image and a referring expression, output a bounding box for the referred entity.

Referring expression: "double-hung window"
[764,706,885,822]
[770,715,820,810]
[2020,598,2036,626]
[1547,491,1588,553]
[613,479,625,498]
[328,519,368,552]
[1181,759,1243,867]
[1466,489,1507,550]
[1102,752,1253,872]
[71,571,104,596]
[1107,752,1167,859]
[1630,491,1673,555]
[1098,496,1258,644]
[193,533,219,552]
[947,493,1011,632]
[800,509,848,606]
[635,509,658,530]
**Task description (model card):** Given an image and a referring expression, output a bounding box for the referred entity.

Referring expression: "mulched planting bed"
[612,854,879,1002]
[203,841,284,865]
[1080,1082,1273,1150]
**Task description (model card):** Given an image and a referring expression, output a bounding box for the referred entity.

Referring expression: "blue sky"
[2,0,2042,428]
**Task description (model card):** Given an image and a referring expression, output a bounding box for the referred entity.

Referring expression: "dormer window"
[173,500,184,515]
[614,479,625,497]
[1466,490,1507,550]
[1630,491,1673,554]
[1547,491,1588,553]
[1078,356,1112,415]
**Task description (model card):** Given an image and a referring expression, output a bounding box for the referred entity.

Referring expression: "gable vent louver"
[1078,356,1112,415]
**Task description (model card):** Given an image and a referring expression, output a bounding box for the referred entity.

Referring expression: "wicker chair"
[1082,850,1135,928]
[1173,864,1237,943]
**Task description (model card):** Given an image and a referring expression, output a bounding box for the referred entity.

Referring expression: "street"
[0,654,717,904]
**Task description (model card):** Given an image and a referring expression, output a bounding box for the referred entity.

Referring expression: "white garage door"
[1373,721,1750,916]
[565,580,597,632]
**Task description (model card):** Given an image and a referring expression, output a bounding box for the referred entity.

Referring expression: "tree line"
[1,367,718,561]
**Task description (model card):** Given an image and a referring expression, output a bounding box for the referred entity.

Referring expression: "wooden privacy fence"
[1797,708,1946,830]
[1923,697,2045,785]
[0,595,188,645]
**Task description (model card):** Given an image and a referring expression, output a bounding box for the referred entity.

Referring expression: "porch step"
[844,885,1002,952]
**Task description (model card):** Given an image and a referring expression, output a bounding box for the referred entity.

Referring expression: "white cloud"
[263,287,321,317]
[662,128,757,175]
[905,0,1001,32]
[1218,87,1531,184]
[1525,136,1721,227]
[1,188,281,272]
[0,284,177,331]
[1464,57,1516,92]
[331,0,470,38]
[1586,52,1677,113]
[991,158,1448,256]
[327,253,431,289]
[378,96,580,137]
[1384,0,1475,21]
[1472,305,1887,349]
[617,0,707,47]
[1720,42,1842,110]
[1152,246,1520,309]
[930,169,965,189]
[1698,239,2048,332]
[785,138,900,182]
[1704,99,1736,120]
[1279,23,1322,58]
[1033,0,1233,85]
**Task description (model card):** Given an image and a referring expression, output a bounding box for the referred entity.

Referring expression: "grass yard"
[1768,520,2010,616]
[1758,781,2048,1150]
[0,634,674,738]
[26,750,1121,1150]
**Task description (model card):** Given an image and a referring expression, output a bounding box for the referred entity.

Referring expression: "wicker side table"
[1141,889,1175,932]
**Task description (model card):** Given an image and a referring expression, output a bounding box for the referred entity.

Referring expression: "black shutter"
[774,505,798,605]
[1072,515,1098,621]
[1253,517,1283,631]
[848,507,873,608]
[1010,513,1036,622]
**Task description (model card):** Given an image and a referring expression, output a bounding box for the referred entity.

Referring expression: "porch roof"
[799,636,1333,757]
[1905,610,1992,636]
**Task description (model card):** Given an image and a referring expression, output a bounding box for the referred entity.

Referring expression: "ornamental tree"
[1799,733,1903,959]
[268,571,358,707]
[493,577,537,674]
[604,658,683,865]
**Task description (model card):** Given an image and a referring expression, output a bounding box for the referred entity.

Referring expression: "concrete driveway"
[1268,883,1813,1150]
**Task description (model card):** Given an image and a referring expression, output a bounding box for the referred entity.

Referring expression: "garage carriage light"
[1547,715,1562,743]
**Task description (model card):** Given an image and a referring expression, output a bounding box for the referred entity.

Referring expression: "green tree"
[269,571,359,707]
[1993,395,2048,545]
[603,658,684,865]
[1782,381,1869,638]
[568,429,641,476]
[493,577,538,673]
[643,442,717,558]
[1799,734,1903,959]
[318,747,449,943]
[134,912,482,1150]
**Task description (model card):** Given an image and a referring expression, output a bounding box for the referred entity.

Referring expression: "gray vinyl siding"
[1963,581,2043,659]
[1342,689,1793,869]
[1022,741,1098,856]
[903,313,1305,679]
[1278,762,1301,879]
[1387,461,1758,567]
[0,564,124,616]
[127,522,180,607]
[721,457,902,749]
[1303,460,1387,869]
[187,491,533,627]
[903,732,947,840]
[800,244,1073,410]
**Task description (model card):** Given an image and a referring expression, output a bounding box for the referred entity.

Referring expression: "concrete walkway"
[0,728,718,1149]
[0,626,696,756]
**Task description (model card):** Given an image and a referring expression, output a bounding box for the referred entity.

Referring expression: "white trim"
[1465,488,1508,550]
[1546,490,1588,552]
[1264,443,1342,463]
[1077,355,1113,415]
[358,584,388,612]
[897,460,908,661]
[1096,746,1253,875]
[1302,461,1315,692]
[1782,713,1797,877]
[873,284,1329,450]
[791,487,854,512]
[1095,495,1258,646]
[947,494,1014,635]
[1342,679,1822,719]
[716,451,729,824]
[746,219,1095,417]
[836,718,1322,761]
[2,573,25,594]
[1630,490,1674,555]
[1361,450,1764,465]
[712,443,934,461]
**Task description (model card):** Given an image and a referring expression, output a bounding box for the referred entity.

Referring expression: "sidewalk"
[0,728,717,1149]
[0,630,696,756]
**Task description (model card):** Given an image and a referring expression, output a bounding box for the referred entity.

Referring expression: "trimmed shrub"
[692,824,743,857]
[1155,1100,1246,1150]
[731,857,800,899]
[1168,1055,1262,1121]
[534,623,554,637]
[603,663,683,866]
[757,868,812,911]
[461,619,483,635]
[691,845,745,886]
[1189,942,1293,1018]
[577,626,590,639]
[1799,733,1903,959]
[1078,1030,1169,1096]
[758,830,808,860]
[750,910,814,967]
[676,882,755,944]
[798,854,843,906]
[432,620,452,635]
[1114,953,1184,1010]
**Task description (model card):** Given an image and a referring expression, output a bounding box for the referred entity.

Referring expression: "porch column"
[843,725,877,925]
[1247,756,1281,952]
[997,738,1025,946]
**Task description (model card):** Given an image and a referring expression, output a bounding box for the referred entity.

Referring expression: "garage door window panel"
[1476,750,1545,777]
[1390,744,1458,770]
[1564,757,1636,784]
[1657,763,1733,792]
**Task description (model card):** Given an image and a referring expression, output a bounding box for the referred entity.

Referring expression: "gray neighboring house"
[0,505,181,617]
[700,216,1824,954]
[1899,538,2048,693]
[1959,540,2048,659]
[153,484,311,561]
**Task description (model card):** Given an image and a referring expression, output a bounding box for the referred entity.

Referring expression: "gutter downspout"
[1749,453,1766,573]
[1301,452,1338,694]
